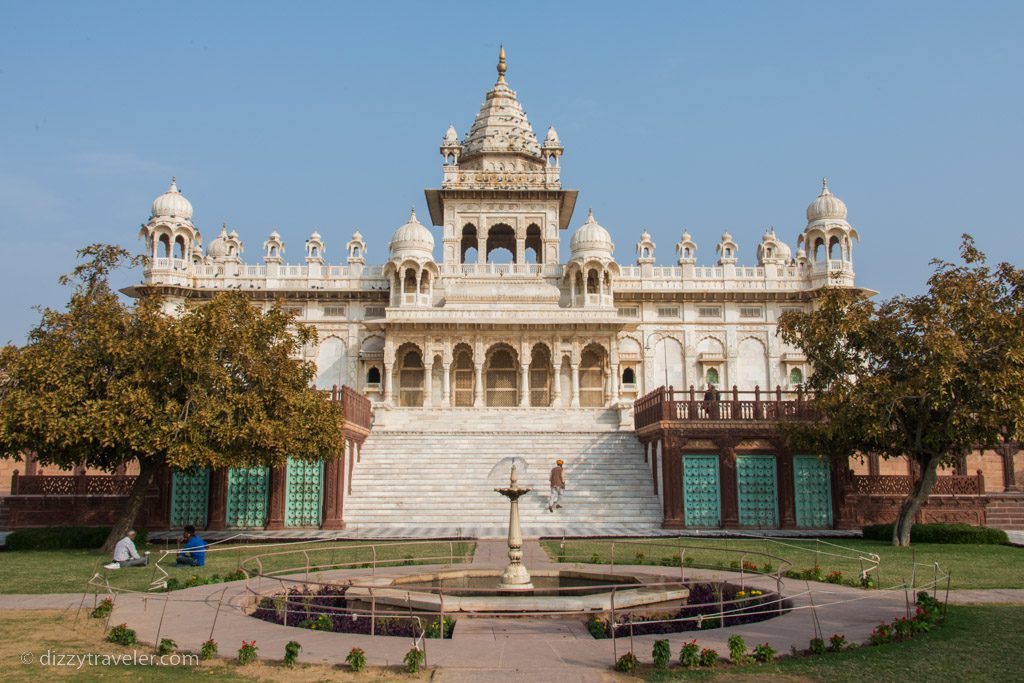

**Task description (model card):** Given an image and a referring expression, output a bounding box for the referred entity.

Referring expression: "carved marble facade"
[131,49,866,425]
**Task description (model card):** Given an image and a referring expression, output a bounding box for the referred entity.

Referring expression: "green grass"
[541,538,1024,589]
[0,540,475,594]
[645,604,1024,682]
[2,610,430,682]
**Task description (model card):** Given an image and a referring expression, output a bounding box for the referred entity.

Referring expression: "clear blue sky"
[2,1,1022,344]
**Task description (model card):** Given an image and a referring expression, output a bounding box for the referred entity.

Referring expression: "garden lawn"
[541,538,1024,589]
[645,604,1024,682]
[2,610,428,682]
[0,540,474,594]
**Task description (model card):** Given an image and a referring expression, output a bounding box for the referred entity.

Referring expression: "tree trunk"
[892,453,943,547]
[100,458,159,554]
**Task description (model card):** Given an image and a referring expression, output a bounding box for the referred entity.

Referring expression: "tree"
[0,245,346,551]
[778,236,1024,546]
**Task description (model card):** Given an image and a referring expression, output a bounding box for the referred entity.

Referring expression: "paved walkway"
[2,542,1022,680]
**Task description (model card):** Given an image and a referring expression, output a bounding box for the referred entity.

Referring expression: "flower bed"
[251,584,455,638]
[585,582,783,638]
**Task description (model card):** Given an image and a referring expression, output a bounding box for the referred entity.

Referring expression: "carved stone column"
[321,454,346,530]
[423,360,433,408]
[441,363,452,407]
[207,468,228,531]
[474,363,484,407]
[1000,442,1021,491]
[609,364,620,403]
[265,463,287,530]
[552,362,562,403]
[661,434,684,527]
[383,363,394,404]
[519,365,530,407]
[717,437,740,527]
[570,364,580,408]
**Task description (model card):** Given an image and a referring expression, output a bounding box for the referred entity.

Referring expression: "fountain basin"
[345,569,689,613]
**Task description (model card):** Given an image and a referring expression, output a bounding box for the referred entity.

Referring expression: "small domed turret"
[806,177,848,223]
[150,177,193,221]
[570,209,614,260]
[389,208,435,260]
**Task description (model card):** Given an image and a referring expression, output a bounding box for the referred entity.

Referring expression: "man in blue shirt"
[176,525,206,567]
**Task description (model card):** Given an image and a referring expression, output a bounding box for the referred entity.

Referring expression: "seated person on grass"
[105,529,148,569]
[176,525,207,567]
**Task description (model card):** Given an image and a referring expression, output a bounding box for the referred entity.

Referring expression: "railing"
[10,473,138,496]
[634,385,817,429]
[850,471,985,496]
[334,385,372,431]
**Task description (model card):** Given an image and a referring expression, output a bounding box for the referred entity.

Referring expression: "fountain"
[494,465,533,591]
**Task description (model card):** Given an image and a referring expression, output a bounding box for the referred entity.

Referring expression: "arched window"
[586,270,599,294]
[398,349,424,407]
[486,224,516,264]
[683,247,691,258]
[789,367,803,385]
[724,247,732,258]
[158,234,171,258]
[706,367,720,385]
[270,246,278,257]
[828,236,841,260]
[311,247,319,258]
[622,367,636,384]
[460,224,478,263]
[366,366,381,384]
[173,236,186,260]
[525,224,542,264]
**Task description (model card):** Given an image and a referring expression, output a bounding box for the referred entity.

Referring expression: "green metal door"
[737,455,778,527]
[226,466,269,528]
[170,468,209,528]
[683,455,721,527]
[794,455,833,527]
[285,458,324,527]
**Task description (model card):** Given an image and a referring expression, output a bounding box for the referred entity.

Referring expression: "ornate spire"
[409,207,417,222]
[169,176,178,192]
[497,45,507,83]
[821,176,830,195]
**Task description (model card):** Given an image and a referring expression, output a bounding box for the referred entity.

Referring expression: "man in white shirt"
[106,530,149,569]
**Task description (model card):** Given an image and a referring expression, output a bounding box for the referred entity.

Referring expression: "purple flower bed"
[585,582,784,638]
[251,584,454,638]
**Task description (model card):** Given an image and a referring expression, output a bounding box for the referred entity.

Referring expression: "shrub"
[828,633,847,652]
[106,623,136,646]
[589,553,601,564]
[801,566,825,582]
[809,637,825,655]
[157,638,176,655]
[699,647,719,667]
[729,560,741,569]
[225,568,247,581]
[237,640,258,665]
[869,622,892,645]
[679,640,700,667]
[283,641,301,667]
[7,527,147,551]
[825,571,843,584]
[90,598,113,619]
[727,634,748,664]
[614,652,639,673]
[761,561,774,573]
[652,639,671,669]
[861,573,877,589]
[742,560,759,571]
[586,615,609,639]
[862,523,1008,545]
[299,613,334,631]
[752,642,777,663]
[199,639,218,660]
[346,647,366,672]
[404,646,425,673]
[426,615,455,639]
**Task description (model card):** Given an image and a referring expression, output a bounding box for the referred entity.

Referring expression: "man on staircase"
[548,459,566,512]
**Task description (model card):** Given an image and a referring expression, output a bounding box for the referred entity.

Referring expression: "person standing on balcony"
[703,383,721,419]
[105,529,149,569]
[548,459,566,512]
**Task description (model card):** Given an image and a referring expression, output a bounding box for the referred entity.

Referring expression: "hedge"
[5,527,148,551]
[862,523,1008,545]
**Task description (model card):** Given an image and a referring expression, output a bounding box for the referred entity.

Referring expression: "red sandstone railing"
[10,472,138,496]
[850,471,985,496]
[634,385,817,429]
[334,384,372,431]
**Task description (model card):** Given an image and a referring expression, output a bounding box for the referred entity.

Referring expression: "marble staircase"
[344,417,662,538]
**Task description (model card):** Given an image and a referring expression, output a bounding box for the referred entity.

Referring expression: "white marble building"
[134,49,861,426]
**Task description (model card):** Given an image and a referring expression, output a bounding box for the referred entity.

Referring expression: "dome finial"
[821,176,830,195]
[409,206,417,222]
[169,176,178,192]
[497,45,507,83]
[587,207,594,222]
